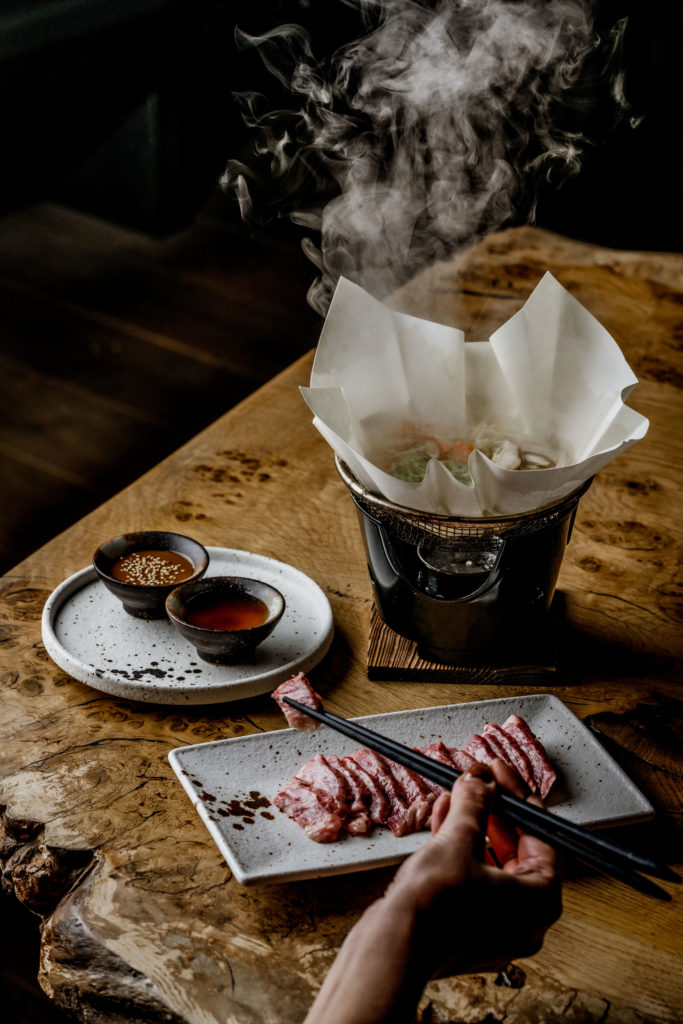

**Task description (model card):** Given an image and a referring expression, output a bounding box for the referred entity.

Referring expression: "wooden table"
[1,227,681,1024]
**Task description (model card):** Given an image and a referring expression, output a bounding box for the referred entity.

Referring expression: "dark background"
[0,0,680,573]
[2,1,681,246]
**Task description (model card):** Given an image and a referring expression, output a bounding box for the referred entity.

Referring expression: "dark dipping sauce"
[186,592,269,631]
[111,549,195,587]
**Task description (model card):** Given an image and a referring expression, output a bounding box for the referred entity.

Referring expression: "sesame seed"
[110,549,195,587]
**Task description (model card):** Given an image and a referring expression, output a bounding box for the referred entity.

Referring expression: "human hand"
[386,758,562,978]
[304,759,562,1024]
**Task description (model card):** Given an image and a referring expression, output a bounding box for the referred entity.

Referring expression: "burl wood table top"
[1,227,681,1024]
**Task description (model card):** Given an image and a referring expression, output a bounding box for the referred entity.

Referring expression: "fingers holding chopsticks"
[378,757,562,981]
[482,759,562,884]
[427,758,561,891]
[430,760,495,856]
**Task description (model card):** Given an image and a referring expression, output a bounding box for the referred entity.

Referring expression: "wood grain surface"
[1,226,681,1024]
[367,606,557,681]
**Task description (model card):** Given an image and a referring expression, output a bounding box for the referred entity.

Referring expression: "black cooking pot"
[337,458,590,666]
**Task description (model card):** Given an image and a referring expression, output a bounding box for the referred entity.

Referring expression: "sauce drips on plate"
[186,593,269,631]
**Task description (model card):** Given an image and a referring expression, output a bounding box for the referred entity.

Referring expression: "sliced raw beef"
[272,715,556,842]
[327,755,372,834]
[464,733,500,766]
[421,741,455,795]
[419,742,477,796]
[383,758,435,831]
[445,747,477,773]
[272,673,323,730]
[297,754,353,815]
[483,721,536,793]
[272,779,343,843]
[340,755,391,826]
[502,714,557,798]
[352,749,422,836]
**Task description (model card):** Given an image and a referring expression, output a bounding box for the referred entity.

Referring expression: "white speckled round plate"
[168,693,655,885]
[41,548,333,704]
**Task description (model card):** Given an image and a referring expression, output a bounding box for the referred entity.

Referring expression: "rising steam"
[222,0,627,314]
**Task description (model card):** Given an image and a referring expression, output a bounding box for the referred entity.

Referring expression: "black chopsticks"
[282,697,680,902]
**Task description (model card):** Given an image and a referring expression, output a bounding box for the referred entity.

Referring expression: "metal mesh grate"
[336,457,591,546]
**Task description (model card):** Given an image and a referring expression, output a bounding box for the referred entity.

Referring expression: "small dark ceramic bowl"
[93,531,209,619]
[165,576,285,664]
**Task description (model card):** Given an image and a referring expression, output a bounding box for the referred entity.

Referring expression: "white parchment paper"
[301,273,648,515]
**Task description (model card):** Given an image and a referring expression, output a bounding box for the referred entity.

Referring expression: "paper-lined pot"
[302,273,648,517]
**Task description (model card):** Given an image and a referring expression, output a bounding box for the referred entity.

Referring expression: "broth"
[187,593,269,631]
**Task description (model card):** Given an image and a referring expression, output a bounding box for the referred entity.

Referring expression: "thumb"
[433,764,495,860]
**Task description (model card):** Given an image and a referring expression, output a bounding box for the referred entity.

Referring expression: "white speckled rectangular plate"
[168,694,654,885]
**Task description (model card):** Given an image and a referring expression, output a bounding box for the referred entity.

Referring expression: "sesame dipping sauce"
[110,549,195,587]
